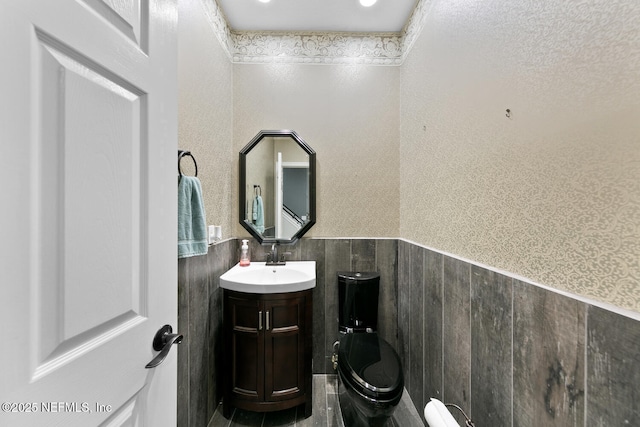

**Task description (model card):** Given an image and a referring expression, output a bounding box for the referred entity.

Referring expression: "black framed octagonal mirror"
[239,130,316,244]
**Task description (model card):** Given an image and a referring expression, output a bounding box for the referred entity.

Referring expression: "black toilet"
[335,272,404,427]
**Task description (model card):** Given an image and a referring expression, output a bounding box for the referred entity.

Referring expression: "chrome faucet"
[266,243,288,266]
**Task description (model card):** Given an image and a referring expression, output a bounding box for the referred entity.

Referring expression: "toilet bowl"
[337,332,404,426]
[335,272,404,427]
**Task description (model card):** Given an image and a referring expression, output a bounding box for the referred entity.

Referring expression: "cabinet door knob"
[258,311,263,330]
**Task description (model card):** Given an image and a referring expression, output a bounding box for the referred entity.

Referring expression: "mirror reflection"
[239,130,316,244]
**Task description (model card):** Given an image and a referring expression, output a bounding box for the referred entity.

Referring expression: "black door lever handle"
[145,325,183,369]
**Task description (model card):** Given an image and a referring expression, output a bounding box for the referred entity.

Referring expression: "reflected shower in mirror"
[239,130,316,244]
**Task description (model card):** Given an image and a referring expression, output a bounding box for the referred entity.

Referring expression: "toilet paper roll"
[424,398,460,427]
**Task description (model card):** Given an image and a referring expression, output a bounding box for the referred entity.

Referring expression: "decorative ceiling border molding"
[401,0,433,57]
[202,0,235,56]
[233,32,403,65]
[202,0,430,65]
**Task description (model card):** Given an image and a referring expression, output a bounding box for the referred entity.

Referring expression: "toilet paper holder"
[425,398,476,427]
[444,403,475,427]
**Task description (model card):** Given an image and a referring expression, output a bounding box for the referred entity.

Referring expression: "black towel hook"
[178,150,198,178]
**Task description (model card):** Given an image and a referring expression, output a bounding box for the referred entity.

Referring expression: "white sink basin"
[220,261,316,294]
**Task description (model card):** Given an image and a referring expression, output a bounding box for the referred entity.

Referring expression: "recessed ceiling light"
[258,0,270,3]
[360,0,377,6]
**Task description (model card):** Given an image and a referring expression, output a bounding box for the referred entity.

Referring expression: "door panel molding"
[32,28,150,381]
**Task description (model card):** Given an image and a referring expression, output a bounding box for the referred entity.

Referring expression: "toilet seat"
[337,333,403,402]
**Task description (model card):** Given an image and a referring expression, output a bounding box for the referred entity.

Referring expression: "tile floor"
[207,375,424,427]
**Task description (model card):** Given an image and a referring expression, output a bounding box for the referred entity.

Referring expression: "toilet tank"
[337,272,380,333]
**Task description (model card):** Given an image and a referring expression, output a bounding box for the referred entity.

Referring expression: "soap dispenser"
[240,239,250,266]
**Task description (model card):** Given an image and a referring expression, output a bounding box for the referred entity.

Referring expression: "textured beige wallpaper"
[182,0,640,312]
[178,0,234,240]
[232,63,401,238]
[400,0,640,312]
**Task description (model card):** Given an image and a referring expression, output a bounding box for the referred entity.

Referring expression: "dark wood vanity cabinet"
[222,289,312,418]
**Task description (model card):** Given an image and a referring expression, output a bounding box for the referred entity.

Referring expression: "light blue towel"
[252,195,265,233]
[178,176,208,258]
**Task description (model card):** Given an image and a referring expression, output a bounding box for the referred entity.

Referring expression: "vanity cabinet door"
[225,293,264,404]
[264,294,308,402]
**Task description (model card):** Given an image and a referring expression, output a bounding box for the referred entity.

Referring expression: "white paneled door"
[0,0,178,426]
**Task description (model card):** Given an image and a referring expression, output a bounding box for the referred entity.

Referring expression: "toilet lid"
[338,333,403,400]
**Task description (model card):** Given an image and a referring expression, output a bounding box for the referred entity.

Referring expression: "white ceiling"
[216,0,419,33]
